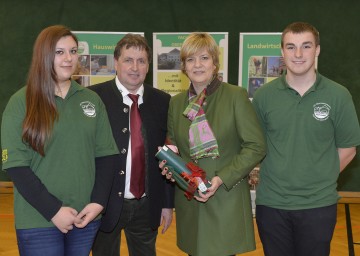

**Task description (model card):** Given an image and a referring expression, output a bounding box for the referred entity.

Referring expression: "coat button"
[122,128,128,133]
[121,148,127,154]
[119,170,125,175]
[123,108,129,113]
[118,192,122,197]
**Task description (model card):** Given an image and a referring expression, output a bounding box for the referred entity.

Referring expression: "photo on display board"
[247,55,285,98]
[157,48,181,70]
[238,32,282,99]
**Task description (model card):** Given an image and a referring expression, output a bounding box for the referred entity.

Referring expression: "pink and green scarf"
[183,80,220,160]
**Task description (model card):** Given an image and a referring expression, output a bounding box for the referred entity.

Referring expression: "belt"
[124,196,147,201]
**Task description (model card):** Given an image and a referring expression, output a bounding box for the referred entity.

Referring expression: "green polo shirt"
[252,72,360,210]
[1,80,119,229]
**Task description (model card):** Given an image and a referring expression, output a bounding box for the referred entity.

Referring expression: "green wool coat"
[167,82,266,256]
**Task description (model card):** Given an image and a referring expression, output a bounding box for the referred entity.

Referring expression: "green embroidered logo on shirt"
[2,149,8,163]
[313,102,331,121]
[80,101,96,117]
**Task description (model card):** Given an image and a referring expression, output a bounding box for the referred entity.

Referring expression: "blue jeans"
[16,219,101,256]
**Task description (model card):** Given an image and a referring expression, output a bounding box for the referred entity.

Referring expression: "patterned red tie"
[129,94,145,199]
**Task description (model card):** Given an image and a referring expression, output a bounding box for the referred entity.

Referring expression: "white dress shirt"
[115,76,145,199]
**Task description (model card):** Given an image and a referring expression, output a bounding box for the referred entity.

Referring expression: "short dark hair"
[281,22,320,48]
[114,33,151,63]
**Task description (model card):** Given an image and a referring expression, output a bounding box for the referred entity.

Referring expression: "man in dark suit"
[90,34,174,256]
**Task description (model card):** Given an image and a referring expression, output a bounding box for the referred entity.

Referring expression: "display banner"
[153,32,228,96]
[239,33,283,216]
[72,31,144,87]
[238,33,282,98]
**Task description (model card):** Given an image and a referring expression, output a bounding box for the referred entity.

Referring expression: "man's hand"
[159,208,173,234]
[75,203,104,228]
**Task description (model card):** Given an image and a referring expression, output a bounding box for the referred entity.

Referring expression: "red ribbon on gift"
[180,162,210,200]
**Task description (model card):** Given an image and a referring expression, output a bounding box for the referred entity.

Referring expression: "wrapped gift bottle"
[156,145,211,200]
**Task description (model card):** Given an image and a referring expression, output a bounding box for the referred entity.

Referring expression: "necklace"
[55,80,72,98]
[55,86,63,98]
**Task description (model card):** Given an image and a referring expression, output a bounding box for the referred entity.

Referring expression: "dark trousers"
[256,204,337,256]
[92,197,158,256]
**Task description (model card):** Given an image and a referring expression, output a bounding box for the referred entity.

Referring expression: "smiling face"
[281,31,320,78]
[114,46,149,94]
[53,36,78,84]
[184,49,216,87]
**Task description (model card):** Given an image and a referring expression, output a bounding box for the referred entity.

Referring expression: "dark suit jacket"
[89,79,174,232]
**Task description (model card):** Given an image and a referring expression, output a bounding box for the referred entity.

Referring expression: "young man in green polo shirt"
[252,22,360,256]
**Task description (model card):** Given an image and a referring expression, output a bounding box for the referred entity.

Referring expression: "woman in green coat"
[161,32,266,256]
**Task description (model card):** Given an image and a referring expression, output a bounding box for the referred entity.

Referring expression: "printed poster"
[72,31,144,87]
[153,33,228,96]
[238,33,282,98]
